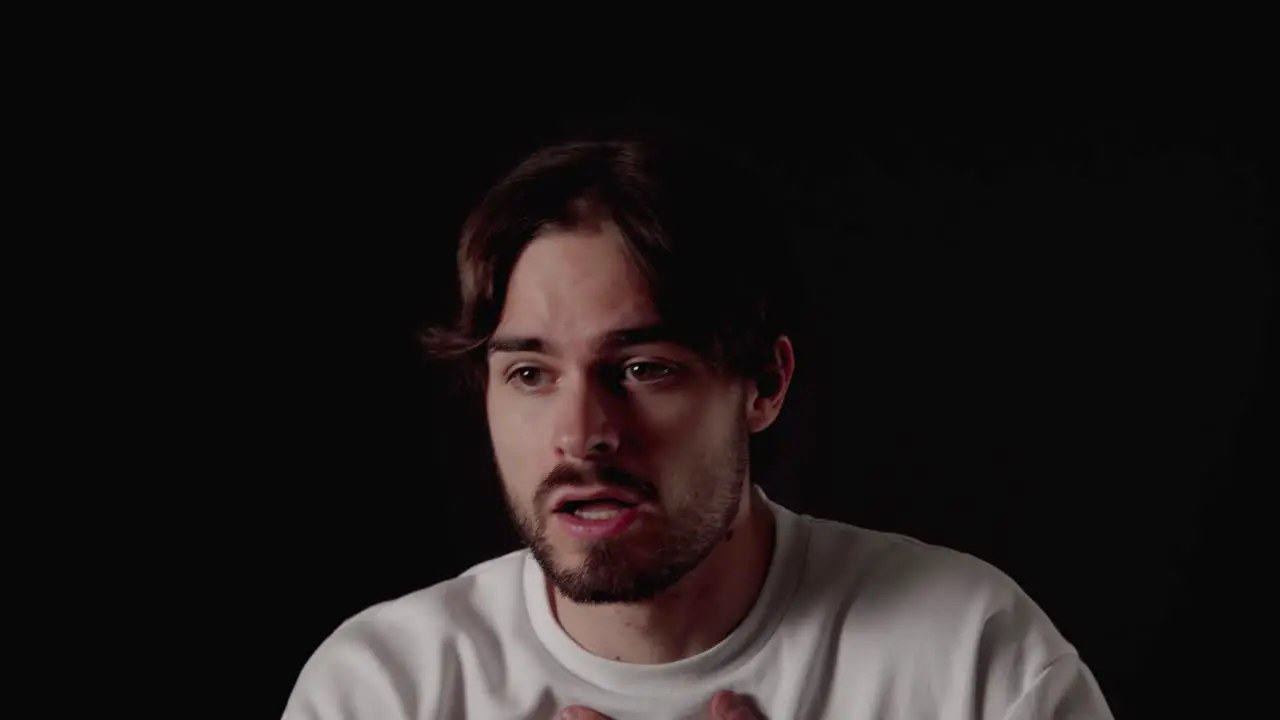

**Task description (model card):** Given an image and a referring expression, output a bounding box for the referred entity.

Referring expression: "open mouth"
[555,498,638,520]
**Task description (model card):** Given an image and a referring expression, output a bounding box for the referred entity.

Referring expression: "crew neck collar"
[523,488,809,694]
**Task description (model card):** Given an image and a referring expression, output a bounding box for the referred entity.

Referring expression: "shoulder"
[804,517,1065,648]
[282,550,527,720]
[799,517,1111,715]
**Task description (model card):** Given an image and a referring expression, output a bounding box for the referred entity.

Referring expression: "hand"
[559,689,761,719]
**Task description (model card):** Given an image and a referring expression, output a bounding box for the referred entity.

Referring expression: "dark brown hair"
[423,125,792,393]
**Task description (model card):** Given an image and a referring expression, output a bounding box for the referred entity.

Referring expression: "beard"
[501,417,750,605]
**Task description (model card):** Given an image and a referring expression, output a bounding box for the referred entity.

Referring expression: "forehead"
[494,222,660,343]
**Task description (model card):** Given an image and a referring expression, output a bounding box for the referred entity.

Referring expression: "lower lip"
[554,505,641,541]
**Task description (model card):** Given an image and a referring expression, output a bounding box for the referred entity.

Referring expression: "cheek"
[632,390,737,453]
[487,395,548,476]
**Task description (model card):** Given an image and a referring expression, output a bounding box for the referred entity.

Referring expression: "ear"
[744,335,795,434]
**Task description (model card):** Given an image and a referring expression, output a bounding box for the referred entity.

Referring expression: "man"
[284,129,1114,719]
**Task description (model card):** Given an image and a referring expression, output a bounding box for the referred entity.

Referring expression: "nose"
[554,374,621,462]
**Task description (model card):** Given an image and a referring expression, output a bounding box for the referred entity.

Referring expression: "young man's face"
[485,218,759,604]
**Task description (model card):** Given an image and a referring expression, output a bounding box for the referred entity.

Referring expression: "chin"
[545,542,592,570]
[536,534,697,604]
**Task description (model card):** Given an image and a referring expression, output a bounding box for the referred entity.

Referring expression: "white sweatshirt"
[284,496,1113,719]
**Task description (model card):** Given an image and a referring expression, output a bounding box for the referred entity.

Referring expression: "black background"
[232,79,1274,718]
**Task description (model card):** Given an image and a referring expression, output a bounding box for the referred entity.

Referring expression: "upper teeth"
[575,507,621,519]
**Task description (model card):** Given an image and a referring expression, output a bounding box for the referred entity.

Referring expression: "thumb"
[558,706,614,720]
[709,690,761,719]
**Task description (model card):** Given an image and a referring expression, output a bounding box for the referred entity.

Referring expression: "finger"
[558,705,614,720]
[709,690,761,719]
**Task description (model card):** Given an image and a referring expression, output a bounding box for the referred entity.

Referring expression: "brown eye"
[623,362,673,383]
[509,366,549,388]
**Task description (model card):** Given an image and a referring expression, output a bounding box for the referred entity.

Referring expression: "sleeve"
[280,607,469,720]
[280,637,412,720]
[999,652,1115,720]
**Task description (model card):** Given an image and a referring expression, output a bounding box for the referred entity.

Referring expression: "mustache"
[534,463,658,508]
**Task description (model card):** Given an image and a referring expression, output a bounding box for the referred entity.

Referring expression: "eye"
[507,365,552,390]
[622,361,674,384]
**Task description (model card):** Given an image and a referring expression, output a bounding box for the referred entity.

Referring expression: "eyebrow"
[487,336,546,355]
[601,324,674,349]
[487,324,678,356]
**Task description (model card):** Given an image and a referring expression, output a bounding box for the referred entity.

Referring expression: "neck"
[549,483,776,664]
